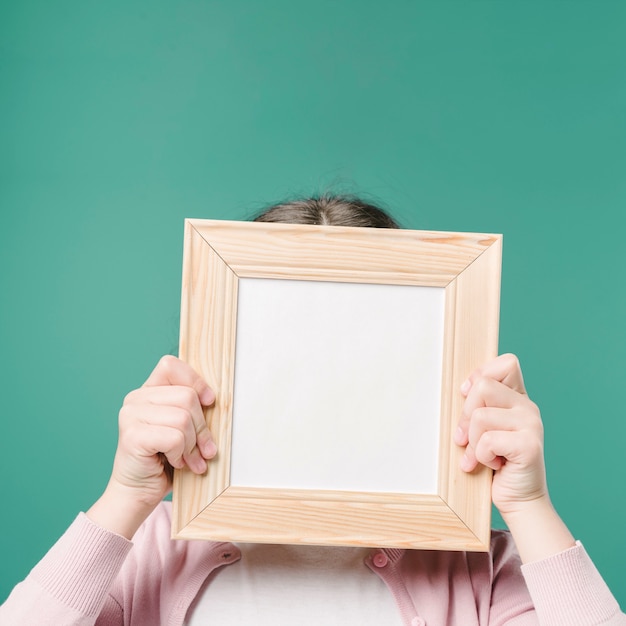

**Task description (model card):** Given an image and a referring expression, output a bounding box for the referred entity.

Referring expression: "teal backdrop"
[1,0,625,607]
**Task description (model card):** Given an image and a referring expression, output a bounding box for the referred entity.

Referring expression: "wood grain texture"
[173,219,502,550]
[190,219,499,286]
[442,238,503,548]
[172,222,238,534]
[175,488,486,550]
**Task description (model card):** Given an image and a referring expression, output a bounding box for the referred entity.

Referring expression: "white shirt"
[185,543,404,625]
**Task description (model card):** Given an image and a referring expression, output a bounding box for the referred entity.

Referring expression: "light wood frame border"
[172,219,502,551]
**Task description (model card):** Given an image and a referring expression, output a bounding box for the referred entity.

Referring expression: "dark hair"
[253,193,400,229]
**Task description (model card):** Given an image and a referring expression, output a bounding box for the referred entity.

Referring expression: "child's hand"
[112,355,216,503]
[453,353,548,519]
[87,356,216,538]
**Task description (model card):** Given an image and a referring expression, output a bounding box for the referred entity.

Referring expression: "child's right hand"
[86,356,217,539]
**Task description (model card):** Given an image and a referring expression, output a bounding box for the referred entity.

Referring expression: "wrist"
[86,482,160,540]
[500,493,553,526]
[502,496,576,564]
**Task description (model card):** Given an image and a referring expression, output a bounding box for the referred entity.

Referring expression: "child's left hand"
[453,353,549,520]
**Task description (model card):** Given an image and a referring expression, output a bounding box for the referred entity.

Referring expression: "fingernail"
[460,379,471,396]
[454,427,465,445]
[202,439,217,459]
[200,388,216,405]
[461,453,472,472]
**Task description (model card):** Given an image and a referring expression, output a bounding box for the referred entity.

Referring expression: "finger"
[455,377,526,445]
[467,406,526,455]
[473,429,541,470]
[143,355,216,406]
[461,353,526,398]
[124,423,207,474]
[119,402,211,473]
[460,443,480,472]
[461,439,504,473]
[125,386,216,459]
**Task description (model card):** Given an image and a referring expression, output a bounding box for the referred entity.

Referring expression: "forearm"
[502,496,575,564]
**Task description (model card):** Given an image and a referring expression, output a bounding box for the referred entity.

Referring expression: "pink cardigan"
[1,502,624,625]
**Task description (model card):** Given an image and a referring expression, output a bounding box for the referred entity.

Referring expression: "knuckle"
[158,354,178,373]
[175,428,186,448]
[118,404,134,427]
[527,399,540,416]
[473,375,491,394]
[481,430,496,449]
[122,389,140,406]
[120,424,141,446]
[501,353,520,370]
[524,400,543,428]
[472,407,489,427]
[475,431,489,452]
[179,386,199,411]
[167,429,186,455]
[170,407,193,432]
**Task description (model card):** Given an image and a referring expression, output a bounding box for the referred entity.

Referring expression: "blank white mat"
[230,278,444,494]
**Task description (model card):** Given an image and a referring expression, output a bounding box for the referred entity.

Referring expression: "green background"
[1,0,625,607]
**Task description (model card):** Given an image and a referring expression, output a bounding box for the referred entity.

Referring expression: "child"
[2,195,624,625]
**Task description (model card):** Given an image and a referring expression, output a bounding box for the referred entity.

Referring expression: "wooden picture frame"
[172,219,502,551]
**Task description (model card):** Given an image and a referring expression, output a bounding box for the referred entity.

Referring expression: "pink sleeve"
[0,513,132,626]
[521,541,626,625]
